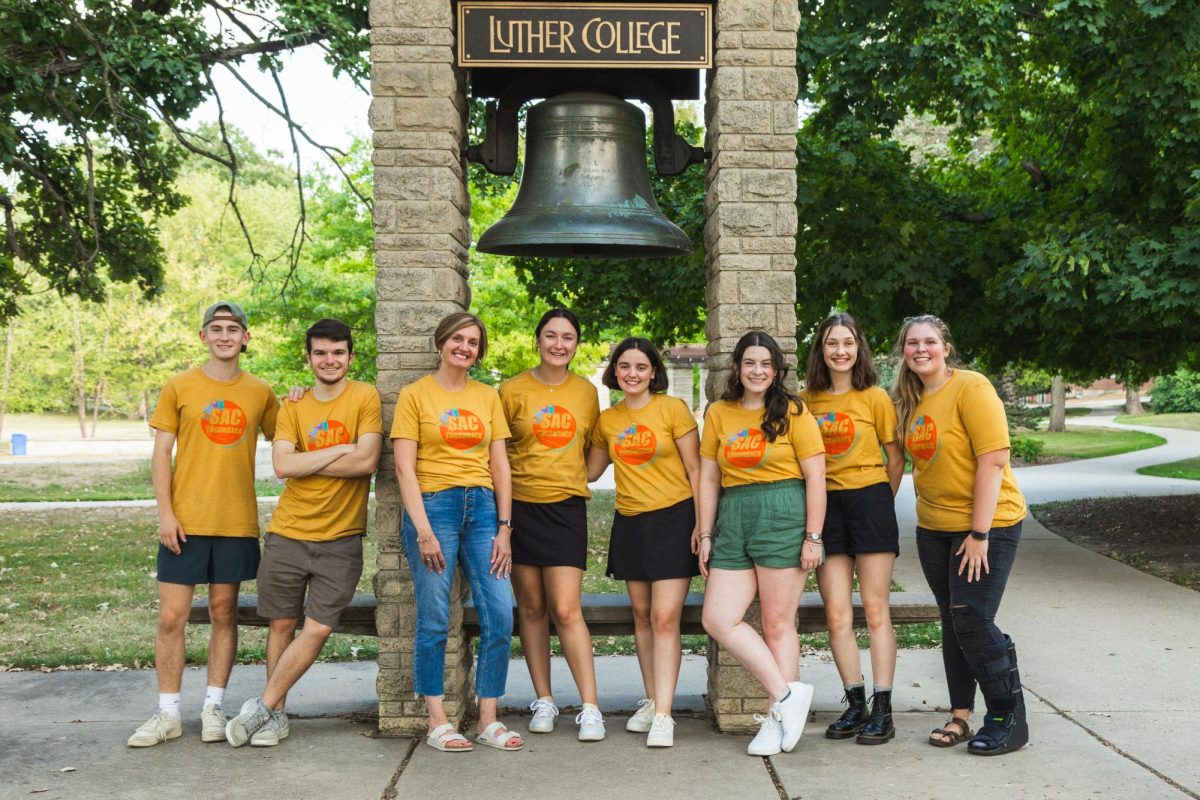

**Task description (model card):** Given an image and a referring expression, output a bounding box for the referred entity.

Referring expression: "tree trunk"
[0,322,13,443]
[1124,383,1144,415]
[71,299,88,437]
[90,377,104,438]
[1048,374,1067,432]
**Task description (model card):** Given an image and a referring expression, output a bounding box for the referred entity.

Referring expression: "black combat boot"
[856,689,895,744]
[968,637,1029,756]
[825,684,868,739]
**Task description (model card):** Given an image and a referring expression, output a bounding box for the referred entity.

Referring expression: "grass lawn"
[0,460,284,502]
[1138,457,1200,481]
[0,490,938,670]
[1115,412,1200,431]
[1024,427,1165,459]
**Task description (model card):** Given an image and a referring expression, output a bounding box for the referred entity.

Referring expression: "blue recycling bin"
[10,433,26,456]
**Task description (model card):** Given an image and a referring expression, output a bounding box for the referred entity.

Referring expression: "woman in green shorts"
[698,331,827,757]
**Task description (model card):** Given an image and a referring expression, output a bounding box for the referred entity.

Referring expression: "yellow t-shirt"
[268,380,382,542]
[699,399,825,488]
[500,370,600,504]
[903,370,1027,531]
[590,394,697,515]
[390,374,512,493]
[800,386,897,490]
[149,367,279,538]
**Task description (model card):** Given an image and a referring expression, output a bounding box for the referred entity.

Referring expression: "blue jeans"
[916,522,1022,711]
[402,486,513,698]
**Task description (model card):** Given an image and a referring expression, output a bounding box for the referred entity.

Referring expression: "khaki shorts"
[256,532,363,628]
[710,479,807,570]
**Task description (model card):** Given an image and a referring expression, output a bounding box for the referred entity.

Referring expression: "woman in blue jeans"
[893,315,1029,756]
[390,312,522,753]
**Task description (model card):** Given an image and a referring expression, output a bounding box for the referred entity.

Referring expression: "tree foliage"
[794,0,1200,381]
[0,0,368,322]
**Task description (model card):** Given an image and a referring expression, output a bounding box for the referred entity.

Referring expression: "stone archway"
[369,0,800,735]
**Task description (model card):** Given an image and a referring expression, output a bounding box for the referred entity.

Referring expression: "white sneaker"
[777,681,815,753]
[575,706,606,742]
[625,698,656,732]
[127,711,182,748]
[251,708,290,747]
[747,710,783,756]
[646,714,675,747]
[528,697,559,734]
[200,704,228,743]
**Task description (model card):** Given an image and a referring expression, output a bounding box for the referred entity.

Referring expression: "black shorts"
[511,496,588,569]
[157,535,260,585]
[823,482,900,557]
[606,498,700,582]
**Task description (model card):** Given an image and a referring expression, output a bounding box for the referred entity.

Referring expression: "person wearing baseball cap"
[128,300,280,747]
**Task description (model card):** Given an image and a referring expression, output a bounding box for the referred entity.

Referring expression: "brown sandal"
[929,717,973,747]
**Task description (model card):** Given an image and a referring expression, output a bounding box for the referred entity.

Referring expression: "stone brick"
[743,67,798,101]
[717,203,776,237]
[714,101,773,134]
[705,271,739,305]
[737,271,796,304]
[392,97,463,133]
[774,0,800,31]
[376,267,435,300]
[772,100,800,135]
[712,67,744,98]
[369,0,454,28]
[372,62,433,97]
[371,28,456,47]
[741,169,795,202]
[717,0,773,31]
[369,98,394,132]
[740,236,797,254]
[741,31,797,50]
[715,48,773,67]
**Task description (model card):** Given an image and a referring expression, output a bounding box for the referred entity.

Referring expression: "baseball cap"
[201,300,249,329]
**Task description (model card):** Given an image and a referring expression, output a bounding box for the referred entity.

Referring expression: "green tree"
[793,0,1200,383]
[0,0,368,321]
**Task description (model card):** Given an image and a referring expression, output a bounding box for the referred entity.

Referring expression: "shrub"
[1011,436,1045,463]
[1152,369,1200,413]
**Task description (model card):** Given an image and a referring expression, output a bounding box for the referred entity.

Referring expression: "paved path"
[3,414,1199,799]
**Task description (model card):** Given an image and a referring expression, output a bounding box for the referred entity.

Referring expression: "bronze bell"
[476,91,693,259]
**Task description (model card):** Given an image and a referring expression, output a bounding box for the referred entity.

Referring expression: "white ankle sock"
[158,692,182,719]
[204,686,225,709]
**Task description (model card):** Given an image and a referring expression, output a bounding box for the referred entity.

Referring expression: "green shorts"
[710,479,807,570]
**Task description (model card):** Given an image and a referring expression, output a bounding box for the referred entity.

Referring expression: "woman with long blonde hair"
[892,315,1029,756]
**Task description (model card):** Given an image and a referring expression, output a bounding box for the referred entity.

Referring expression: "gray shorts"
[256,532,363,628]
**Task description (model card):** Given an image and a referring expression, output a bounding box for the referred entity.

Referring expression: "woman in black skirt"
[499,309,604,741]
[586,337,701,748]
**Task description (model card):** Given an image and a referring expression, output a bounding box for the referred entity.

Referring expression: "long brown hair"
[722,331,803,442]
[804,312,878,392]
[890,314,958,441]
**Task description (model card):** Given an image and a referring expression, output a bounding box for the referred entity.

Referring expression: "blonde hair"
[890,314,958,441]
[433,312,488,366]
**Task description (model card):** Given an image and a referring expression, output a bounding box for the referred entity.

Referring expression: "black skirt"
[606,498,700,582]
[511,496,589,569]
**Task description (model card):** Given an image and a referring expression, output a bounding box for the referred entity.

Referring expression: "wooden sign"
[457,2,712,69]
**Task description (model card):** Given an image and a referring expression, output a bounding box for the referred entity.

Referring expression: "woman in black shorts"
[586,337,701,748]
[800,313,904,744]
[499,309,604,741]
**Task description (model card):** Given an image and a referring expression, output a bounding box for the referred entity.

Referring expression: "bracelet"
[698,533,712,541]
[416,535,435,545]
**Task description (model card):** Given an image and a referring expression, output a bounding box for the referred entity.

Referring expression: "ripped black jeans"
[916,523,1022,711]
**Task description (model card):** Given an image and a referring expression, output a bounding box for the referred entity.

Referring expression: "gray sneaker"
[225,697,272,747]
[201,704,228,743]
[250,708,290,747]
[127,711,182,747]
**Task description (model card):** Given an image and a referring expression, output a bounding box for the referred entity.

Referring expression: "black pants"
[916,522,1022,711]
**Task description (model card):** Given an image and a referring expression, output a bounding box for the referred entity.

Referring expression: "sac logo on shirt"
[532,404,577,449]
[307,419,350,450]
[724,428,767,469]
[818,411,857,457]
[200,399,247,446]
[614,423,657,466]
[439,408,487,451]
[906,415,939,461]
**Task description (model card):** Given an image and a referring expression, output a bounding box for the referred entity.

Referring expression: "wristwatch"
[805,531,822,543]
[969,529,989,541]
[497,519,513,529]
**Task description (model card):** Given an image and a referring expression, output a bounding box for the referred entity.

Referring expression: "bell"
[476,91,693,259]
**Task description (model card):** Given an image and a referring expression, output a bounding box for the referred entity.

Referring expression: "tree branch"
[948,210,997,224]
[1022,160,1051,190]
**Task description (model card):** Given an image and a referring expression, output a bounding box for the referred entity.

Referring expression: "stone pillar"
[703,0,800,732]
[370,0,474,736]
